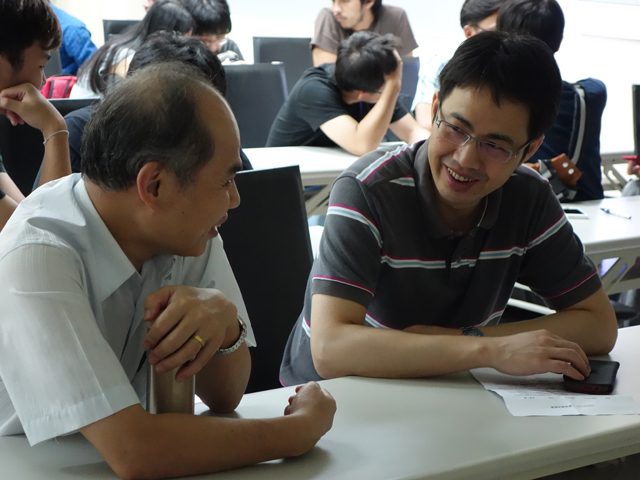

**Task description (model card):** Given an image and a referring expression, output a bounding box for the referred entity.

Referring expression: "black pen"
[600,207,631,220]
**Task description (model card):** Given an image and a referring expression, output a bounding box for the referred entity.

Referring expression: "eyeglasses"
[434,106,531,163]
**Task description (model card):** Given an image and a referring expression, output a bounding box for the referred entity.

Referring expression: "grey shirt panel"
[280,140,601,385]
[311,6,418,56]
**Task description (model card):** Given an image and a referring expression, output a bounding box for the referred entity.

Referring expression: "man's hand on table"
[285,382,337,455]
[143,286,240,381]
[403,325,591,380]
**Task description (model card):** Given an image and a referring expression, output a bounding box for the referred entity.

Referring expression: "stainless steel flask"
[147,363,195,414]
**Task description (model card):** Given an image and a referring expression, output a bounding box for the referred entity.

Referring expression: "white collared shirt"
[0,175,254,445]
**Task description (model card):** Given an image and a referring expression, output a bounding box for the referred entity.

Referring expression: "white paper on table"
[471,368,640,417]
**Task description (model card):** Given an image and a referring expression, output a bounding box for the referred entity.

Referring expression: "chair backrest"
[632,84,640,157]
[0,119,43,196]
[44,49,63,78]
[253,37,313,94]
[218,166,313,393]
[103,20,139,41]
[0,99,98,196]
[223,63,288,148]
[50,98,98,118]
[399,56,420,112]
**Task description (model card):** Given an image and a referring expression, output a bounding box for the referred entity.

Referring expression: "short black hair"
[335,32,399,93]
[364,0,383,18]
[82,62,218,191]
[460,0,507,29]
[438,31,562,140]
[496,0,564,53]
[180,0,231,36]
[129,32,226,96]
[0,0,61,69]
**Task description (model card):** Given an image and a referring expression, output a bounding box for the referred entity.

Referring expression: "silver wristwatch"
[215,315,248,356]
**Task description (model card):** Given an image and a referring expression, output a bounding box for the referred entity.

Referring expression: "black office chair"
[253,37,313,94]
[0,119,44,196]
[223,63,288,148]
[1,99,97,196]
[103,20,139,41]
[50,98,98,117]
[218,166,313,393]
[44,49,63,78]
[400,56,420,112]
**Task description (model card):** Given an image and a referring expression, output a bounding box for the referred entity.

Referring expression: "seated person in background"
[279,31,617,386]
[48,1,97,75]
[312,0,417,67]
[266,32,429,157]
[0,62,336,479]
[0,0,70,230]
[34,31,252,189]
[181,0,244,62]
[414,0,507,132]
[71,0,194,98]
[497,0,606,202]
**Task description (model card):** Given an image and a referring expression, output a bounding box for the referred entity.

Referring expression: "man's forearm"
[479,289,618,355]
[196,342,251,413]
[312,322,491,379]
[38,125,71,187]
[82,404,320,480]
[352,84,401,154]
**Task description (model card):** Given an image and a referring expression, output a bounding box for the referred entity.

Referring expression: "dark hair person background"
[0,0,70,231]
[33,31,252,190]
[71,0,195,98]
[497,0,606,202]
[180,0,243,62]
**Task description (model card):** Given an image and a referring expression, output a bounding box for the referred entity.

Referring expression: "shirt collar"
[74,179,176,304]
[413,140,502,238]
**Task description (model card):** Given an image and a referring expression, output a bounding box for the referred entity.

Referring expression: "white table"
[3,326,640,480]
[244,146,357,216]
[569,196,640,295]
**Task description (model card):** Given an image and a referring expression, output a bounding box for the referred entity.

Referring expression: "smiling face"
[427,86,543,227]
[331,0,374,30]
[160,91,242,257]
[0,43,50,91]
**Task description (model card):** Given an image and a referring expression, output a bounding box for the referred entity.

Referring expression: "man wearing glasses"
[280,31,617,386]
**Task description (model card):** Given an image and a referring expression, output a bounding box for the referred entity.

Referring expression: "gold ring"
[192,334,206,348]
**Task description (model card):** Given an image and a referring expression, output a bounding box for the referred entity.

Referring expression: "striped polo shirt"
[280,140,601,385]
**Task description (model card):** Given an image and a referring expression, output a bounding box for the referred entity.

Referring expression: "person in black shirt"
[267,32,428,156]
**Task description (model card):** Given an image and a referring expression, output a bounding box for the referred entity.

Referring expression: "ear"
[363,0,375,10]
[136,162,166,210]
[430,92,439,123]
[462,25,474,39]
[519,135,545,166]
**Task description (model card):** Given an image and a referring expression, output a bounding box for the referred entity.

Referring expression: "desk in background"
[245,146,356,217]
[3,326,640,480]
[569,196,640,295]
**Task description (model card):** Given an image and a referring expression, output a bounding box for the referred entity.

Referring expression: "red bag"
[40,76,77,99]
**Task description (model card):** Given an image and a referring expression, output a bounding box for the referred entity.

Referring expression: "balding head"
[82,62,232,192]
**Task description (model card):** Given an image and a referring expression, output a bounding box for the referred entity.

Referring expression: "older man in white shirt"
[0,62,335,479]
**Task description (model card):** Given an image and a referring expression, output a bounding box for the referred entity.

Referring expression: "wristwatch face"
[462,326,484,337]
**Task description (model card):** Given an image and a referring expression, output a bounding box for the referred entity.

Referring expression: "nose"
[40,70,47,89]
[332,2,341,14]
[455,140,482,170]
[229,180,241,210]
